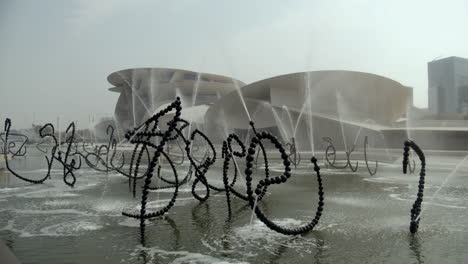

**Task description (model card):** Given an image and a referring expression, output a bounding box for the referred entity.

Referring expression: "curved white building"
[204,71,412,150]
[108,68,245,133]
[108,68,415,151]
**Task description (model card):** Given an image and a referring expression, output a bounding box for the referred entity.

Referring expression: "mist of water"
[415,154,468,221]
[232,79,252,121]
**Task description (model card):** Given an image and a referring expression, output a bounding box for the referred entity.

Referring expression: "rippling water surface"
[1,150,468,263]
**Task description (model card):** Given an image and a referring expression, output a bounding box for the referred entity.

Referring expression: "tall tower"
[428,56,468,114]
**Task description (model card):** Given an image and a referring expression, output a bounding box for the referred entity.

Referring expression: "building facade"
[428,56,468,114]
[108,68,417,151]
[106,64,468,151]
[204,70,412,150]
[107,68,245,134]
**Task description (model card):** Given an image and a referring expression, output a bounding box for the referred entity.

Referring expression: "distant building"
[108,68,415,150]
[107,68,244,134]
[108,66,468,150]
[428,56,468,114]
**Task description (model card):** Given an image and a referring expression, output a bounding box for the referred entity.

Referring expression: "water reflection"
[0,169,11,187]
[267,236,325,264]
[136,248,151,264]
[135,216,180,263]
[220,202,252,257]
[311,233,326,264]
[267,239,290,264]
[163,216,180,250]
[191,202,212,231]
[2,154,468,264]
[408,234,424,264]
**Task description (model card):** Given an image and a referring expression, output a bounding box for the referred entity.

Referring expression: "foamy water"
[1,154,468,263]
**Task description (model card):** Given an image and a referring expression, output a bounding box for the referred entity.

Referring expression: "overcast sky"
[1,0,468,129]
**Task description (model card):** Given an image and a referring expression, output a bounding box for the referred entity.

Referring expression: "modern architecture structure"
[105,63,468,151]
[204,70,412,150]
[108,68,414,151]
[108,68,244,134]
[428,56,468,114]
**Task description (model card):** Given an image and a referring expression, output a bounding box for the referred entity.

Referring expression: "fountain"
[402,139,426,233]
[2,83,466,264]
[0,130,28,157]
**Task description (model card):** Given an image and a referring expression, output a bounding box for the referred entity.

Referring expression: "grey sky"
[1,0,467,129]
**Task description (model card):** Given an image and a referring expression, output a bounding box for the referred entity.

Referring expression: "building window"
[458,85,468,114]
[438,85,445,113]
[184,73,197,80]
